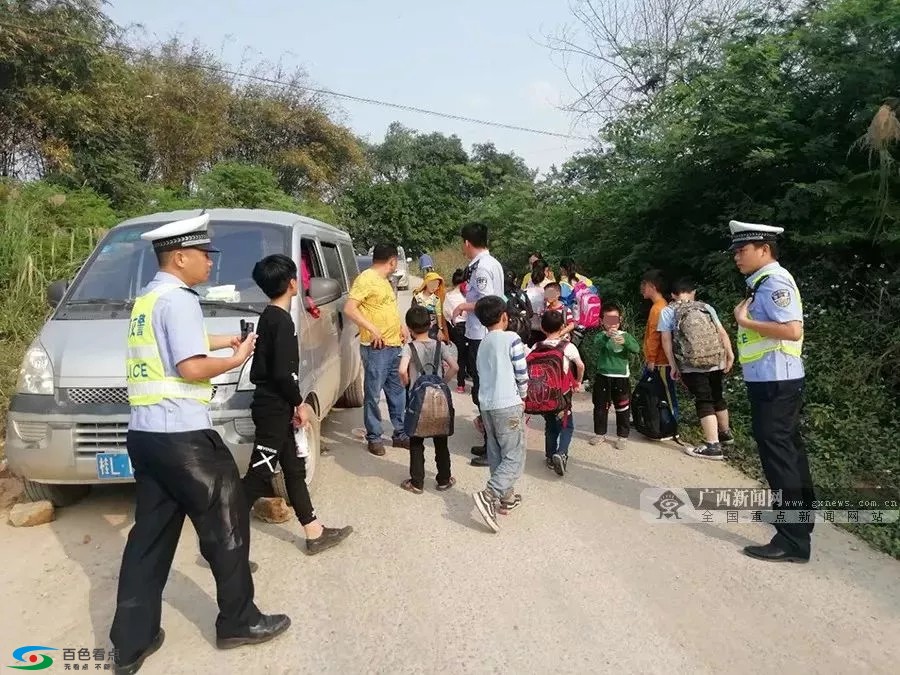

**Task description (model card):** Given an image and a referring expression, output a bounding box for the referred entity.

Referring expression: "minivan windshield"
[63,221,290,310]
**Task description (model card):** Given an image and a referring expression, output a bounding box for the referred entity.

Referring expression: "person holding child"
[398,305,459,494]
[471,296,529,533]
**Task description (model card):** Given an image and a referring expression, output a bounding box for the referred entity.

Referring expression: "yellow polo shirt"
[348,268,402,347]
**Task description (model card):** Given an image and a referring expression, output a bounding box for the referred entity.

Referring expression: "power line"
[0,19,594,142]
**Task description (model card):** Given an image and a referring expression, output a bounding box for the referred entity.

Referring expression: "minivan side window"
[320,241,347,292]
[300,238,324,281]
[338,242,359,285]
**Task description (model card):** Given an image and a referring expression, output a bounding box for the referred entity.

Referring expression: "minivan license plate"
[96,452,133,479]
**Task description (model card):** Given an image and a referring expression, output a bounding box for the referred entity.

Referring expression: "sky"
[104,0,595,173]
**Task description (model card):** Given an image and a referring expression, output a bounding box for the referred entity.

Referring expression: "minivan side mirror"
[308,277,342,305]
[47,279,68,307]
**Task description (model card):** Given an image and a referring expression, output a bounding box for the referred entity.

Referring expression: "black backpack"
[403,342,455,439]
[505,289,533,344]
[631,369,678,441]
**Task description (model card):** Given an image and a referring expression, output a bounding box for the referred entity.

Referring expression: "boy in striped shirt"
[471,296,529,533]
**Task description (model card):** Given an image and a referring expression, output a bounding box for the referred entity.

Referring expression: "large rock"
[9,500,55,527]
[252,497,291,524]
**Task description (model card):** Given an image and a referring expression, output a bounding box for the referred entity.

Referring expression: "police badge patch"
[771,288,791,308]
[476,274,488,292]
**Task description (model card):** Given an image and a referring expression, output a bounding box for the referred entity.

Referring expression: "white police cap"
[141,212,218,253]
[729,220,784,250]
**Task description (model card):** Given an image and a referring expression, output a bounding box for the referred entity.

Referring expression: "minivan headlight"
[237,357,256,391]
[16,341,54,395]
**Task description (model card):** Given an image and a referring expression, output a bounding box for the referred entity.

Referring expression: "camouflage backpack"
[672,301,724,369]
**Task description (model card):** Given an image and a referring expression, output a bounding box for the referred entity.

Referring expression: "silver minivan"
[5,209,364,506]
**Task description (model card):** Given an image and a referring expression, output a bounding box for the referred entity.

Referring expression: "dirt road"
[1,285,898,674]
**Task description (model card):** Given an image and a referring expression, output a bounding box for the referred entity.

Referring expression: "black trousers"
[746,379,816,555]
[409,435,452,489]
[449,323,468,387]
[592,374,631,438]
[466,338,486,445]
[242,411,316,526]
[111,429,260,663]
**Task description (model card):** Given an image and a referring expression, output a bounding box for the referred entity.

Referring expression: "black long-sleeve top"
[249,305,302,413]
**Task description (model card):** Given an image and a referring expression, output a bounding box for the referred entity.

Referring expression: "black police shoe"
[216,614,291,649]
[470,455,489,467]
[114,629,164,675]
[743,543,810,564]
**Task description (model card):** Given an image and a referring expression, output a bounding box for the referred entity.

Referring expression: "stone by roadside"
[8,500,54,527]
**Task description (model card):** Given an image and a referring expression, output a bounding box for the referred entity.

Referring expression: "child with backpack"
[543,282,576,340]
[398,305,459,493]
[589,303,641,450]
[471,295,529,533]
[525,311,585,477]
[658,278,735,460]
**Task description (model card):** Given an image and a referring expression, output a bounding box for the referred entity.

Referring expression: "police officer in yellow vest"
[731,220,815,564]
[110,213,290,674]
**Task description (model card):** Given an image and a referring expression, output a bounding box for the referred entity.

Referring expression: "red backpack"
[524,342,574,415]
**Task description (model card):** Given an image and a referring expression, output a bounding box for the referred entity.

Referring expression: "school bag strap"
[409,340,442,378]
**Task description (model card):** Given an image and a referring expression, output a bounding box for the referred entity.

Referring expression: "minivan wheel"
[336,366,364,409]
[23,480,90,507]
[271,410,321,504]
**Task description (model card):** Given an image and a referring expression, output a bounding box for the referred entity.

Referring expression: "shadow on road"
[48,484,223,650]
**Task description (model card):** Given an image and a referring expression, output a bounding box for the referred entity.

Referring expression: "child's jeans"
[482,404,526,500]
[543,412,574,459]
[409,435,452,489]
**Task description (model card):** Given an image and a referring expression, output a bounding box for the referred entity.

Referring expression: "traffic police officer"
[110,212,290,674]
[730,220,815,564]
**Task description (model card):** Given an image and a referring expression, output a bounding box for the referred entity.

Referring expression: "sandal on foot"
[436,476,457,491]
[400,479,423,494]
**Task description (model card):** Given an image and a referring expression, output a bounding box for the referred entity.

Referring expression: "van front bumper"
[5,394,256,485]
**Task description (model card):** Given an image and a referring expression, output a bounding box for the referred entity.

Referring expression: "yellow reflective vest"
[126,284,212,406]
[736,270,803,365]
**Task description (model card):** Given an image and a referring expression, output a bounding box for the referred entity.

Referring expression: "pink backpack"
[577,291,601,329]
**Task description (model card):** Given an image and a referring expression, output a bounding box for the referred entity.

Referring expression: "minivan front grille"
[74,422,128,456]
[66,386,218,406]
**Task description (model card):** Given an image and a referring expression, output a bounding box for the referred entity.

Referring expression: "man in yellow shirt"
[344,244,410,455]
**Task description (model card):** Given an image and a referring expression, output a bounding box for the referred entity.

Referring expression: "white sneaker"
[613,438,628,450]
[589,435,606,446]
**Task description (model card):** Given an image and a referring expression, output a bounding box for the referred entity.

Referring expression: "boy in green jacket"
[590,303,641,449]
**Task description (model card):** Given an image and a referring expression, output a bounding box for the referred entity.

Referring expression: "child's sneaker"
[589,435,606,446]
[683,442,724,460]
[613,438,628,450]
[718,429,735,446]
[498,494,522,515]
[545,457,555,470]
[473,490,500,533]
[551,453,567,477]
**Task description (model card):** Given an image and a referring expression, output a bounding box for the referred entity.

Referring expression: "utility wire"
[0,19,594,142]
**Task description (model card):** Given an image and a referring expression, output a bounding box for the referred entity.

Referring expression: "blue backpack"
[404,342,455,438]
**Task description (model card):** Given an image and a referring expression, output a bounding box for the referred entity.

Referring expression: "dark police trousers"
[242,412,316,525]
[110,429,260,662]
[746,379,816,556]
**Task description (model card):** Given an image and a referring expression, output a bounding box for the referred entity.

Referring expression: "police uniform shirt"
[129,271,213,433]
[464,250,505,341]
[743,262,805,383]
